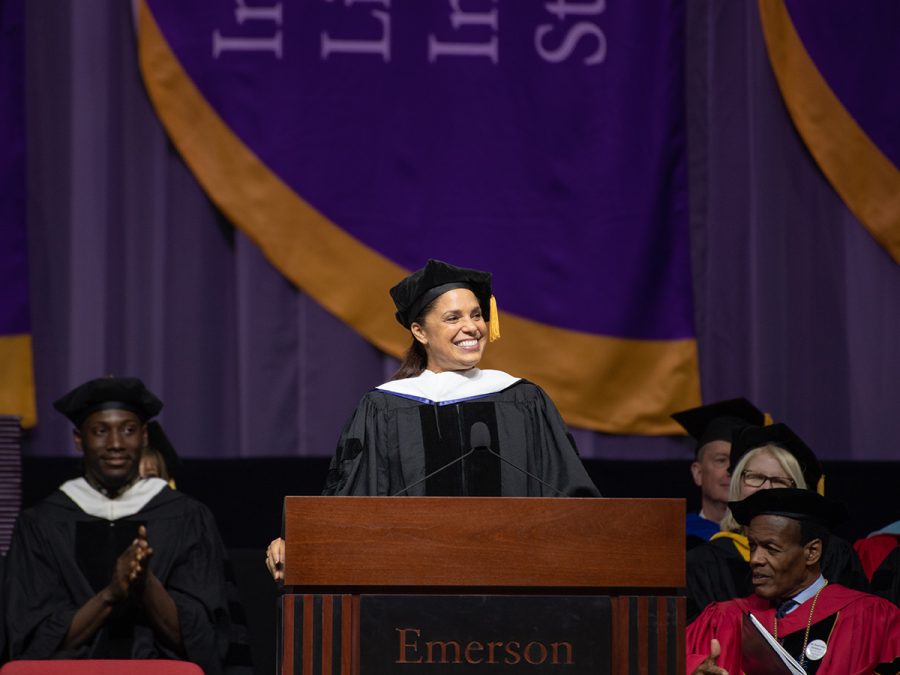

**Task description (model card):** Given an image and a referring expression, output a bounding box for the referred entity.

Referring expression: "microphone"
[469,422,566,497]
[391,440,477,497]
[470,421,491,452]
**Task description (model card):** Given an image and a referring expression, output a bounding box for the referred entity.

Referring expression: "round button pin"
[805,639,827,661]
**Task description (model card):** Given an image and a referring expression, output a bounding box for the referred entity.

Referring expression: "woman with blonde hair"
[686,423,867,622]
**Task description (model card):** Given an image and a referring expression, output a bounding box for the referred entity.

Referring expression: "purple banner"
[785,0,900,169]
[0,0,28,337]
[145,0,692,341]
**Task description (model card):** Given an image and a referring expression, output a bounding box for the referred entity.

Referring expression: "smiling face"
[747,514,821,601]
[411,288,486,373]
[75,409,147,492]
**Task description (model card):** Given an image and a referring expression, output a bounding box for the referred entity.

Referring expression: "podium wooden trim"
[284,496,684,590]
[280,497,686,675]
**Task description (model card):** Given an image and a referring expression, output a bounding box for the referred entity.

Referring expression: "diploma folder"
[741,612,806,675]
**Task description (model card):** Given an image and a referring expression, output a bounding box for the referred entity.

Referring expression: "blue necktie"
[775,599,798,618]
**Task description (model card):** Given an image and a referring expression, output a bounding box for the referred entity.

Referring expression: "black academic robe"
[871,546,900,607]
[4,486,250,674]
[686,532,870,623]
[687,584,900,674]
[322,380,600,497]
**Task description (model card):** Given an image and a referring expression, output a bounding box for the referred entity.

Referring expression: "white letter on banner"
[212,1,283,59]
[213,32,283,58]
[534,22,605,65]
[234,0,282,24]
[535,0,606,65]
[543,0,605,21]
[321,0,391,62]
[428,0,498,63]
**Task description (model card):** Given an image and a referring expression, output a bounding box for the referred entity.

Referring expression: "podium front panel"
[278,593,685,675]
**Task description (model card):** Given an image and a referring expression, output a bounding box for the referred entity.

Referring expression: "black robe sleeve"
[322,394,387,496]
[525,384,600,497]
[685,538,750,624]
[871,546,900,607]
[822,534,870,594]
[4,506,88,660]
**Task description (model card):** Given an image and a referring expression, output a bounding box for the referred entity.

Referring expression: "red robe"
[687,584,900,674]
[855,533,899,581]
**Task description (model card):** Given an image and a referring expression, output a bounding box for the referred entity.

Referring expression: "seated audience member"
[3,376,250,674]
[855,520,900,606]
[686,423,867,622]
[688,488,900,674]
[671,398,767,549]
[139,421,179,489]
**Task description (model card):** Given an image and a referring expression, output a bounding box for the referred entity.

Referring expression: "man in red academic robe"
[688,488,900,675]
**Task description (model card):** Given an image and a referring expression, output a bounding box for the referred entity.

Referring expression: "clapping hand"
[109,525,154,602]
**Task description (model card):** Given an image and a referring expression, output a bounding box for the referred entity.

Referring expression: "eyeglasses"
[740,470,796,489]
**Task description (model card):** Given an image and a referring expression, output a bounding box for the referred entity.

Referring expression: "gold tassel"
[763,412,774,426]
[817,474,825,496]
[489,295,501,342]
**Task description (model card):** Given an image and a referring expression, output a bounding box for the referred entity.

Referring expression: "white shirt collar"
[783,574,827,614]
[376,368,520,404]
[60,477,168,521]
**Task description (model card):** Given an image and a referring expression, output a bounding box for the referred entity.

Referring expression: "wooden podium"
[279,497,685,675]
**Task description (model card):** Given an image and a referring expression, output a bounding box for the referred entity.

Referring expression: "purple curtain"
[21,0,900,461]
[686,1,900,461]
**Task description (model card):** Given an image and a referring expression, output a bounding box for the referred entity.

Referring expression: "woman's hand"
[266,537,285,581]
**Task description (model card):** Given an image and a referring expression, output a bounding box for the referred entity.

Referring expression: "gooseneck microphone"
[468,421,566,497]
[469,421,491,453]
[391,436,478,497]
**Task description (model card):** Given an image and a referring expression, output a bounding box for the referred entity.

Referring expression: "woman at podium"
[323,259,599,498]
[267,260,599,578]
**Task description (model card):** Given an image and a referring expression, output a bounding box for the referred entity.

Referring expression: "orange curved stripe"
[0,334,37,428]
[759,0,900,264]
[137,1,699,434]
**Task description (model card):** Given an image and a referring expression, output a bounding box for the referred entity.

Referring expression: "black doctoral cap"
[671,398,767,453]
[390,259,495,332]
[729,423,824,495]
[53,376,163,427]
[146,421,181,476]
[730,488,846,530]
